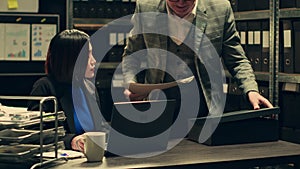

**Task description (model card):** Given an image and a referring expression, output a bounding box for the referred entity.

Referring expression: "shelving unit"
[232,0,280,106]
[71,0,300,108]
[234,8,300,21]
[0,95,67,169]
[234,1,300,107]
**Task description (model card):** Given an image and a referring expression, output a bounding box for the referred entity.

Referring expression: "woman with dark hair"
[28,29,102,152]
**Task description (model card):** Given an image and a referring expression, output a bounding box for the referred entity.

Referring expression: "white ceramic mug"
[84,132,106,162]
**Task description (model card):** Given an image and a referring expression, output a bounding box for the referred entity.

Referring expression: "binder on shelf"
[279,0,300,8]
[237,0,255,11]
[88,2,97,18]
[95,1,105,18]
[259,84,269,99]
[72,0,81,18]
[236,21,248,57]
[281,20,295,73]
[247,21,262,71]
[261,20,270,72]
[229,0,238,12]
[293,21,300,73]
[254,0,269,10]
[225,82,243,112]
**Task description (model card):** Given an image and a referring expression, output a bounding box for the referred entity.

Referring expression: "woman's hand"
[71,134,85,152]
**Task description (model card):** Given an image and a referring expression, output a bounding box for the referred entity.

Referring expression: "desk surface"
[47,140,300,169]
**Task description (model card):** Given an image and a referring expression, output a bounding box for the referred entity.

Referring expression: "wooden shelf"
[234,8,300,21]
[74,23,105,30]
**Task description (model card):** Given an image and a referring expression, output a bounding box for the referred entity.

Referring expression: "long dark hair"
[45,29,90,83]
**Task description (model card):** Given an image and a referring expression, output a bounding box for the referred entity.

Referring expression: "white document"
[126,76,194,95]
[0,24,5,60]
[0,105,40,122]
[4,23,30,61]
[37,149,85,159]
[31,24,57,61]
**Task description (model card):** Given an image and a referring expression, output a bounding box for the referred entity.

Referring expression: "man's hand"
[248,91,273,109]
[124,89,148,101]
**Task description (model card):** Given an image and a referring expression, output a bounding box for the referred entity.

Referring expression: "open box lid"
[189,107,280,124]
[188,107,280,146]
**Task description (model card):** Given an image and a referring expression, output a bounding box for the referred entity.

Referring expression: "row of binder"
[236,19,300,73]
[73,0,136,18]
[280,19,300,73]
[103,31,130,62]
[229,0,300,12]
[236,20,270,72]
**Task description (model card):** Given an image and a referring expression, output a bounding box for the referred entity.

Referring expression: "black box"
[188,107,280,146]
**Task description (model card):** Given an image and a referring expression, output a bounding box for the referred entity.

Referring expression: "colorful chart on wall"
[0,24,4,60]
[4,24,30,61]
[31,24,57,61]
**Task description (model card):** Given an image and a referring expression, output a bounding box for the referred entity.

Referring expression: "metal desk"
[46,139,300,169]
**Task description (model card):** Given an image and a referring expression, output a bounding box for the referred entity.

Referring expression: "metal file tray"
[0,141,65,163]
[0,144,39,160]
[0,96,68,168]
[0,111,66,130]
[0,127,65,144]
[0,129,39,143]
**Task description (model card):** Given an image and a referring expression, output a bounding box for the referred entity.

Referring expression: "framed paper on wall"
[4,23,30,61]
[31,24,57,61]
[0,24,4,60]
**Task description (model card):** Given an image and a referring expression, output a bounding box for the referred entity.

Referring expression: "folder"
[281,20,295,73]
[254,0,269,10]
[280,83,300,129]
[226,82,242,112]
[237,0,255,11]
[247,21,262,71]
[236,21,248,59]
[293,21,300,73]
[121,1,131,16]
[261,20,270,72]
[259,84,269,99]
[229,0,238,12]
[280,0,296,8]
